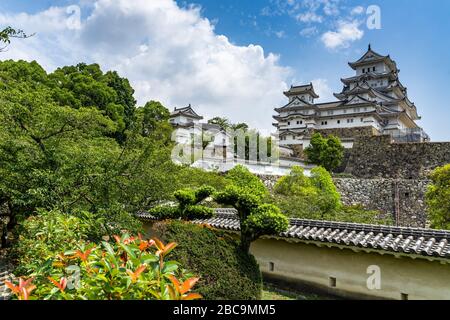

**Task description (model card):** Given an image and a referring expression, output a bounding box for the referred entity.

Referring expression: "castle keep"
[274,45,429,150]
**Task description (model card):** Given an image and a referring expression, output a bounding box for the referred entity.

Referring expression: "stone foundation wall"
[258,174,430,228]
[334,178,430,228]
[312,126,380,139]
[345,136,450,179]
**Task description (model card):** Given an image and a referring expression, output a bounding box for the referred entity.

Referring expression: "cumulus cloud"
[321,20,364,49]
[0,0,292,132]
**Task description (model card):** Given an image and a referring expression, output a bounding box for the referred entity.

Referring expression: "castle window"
[288,122,291,125]
[373,67,376,72]
[329,277,337,288]
[269,262,275,272]
[361,118,364,122]
[337,120,341,124]
[362,68,365,73]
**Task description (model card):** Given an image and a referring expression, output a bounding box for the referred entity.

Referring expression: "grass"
[262,283,336,301]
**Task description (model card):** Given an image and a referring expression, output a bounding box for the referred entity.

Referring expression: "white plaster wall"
[251,238,450,300]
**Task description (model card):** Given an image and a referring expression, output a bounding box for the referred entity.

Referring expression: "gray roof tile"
[136,209,450,259]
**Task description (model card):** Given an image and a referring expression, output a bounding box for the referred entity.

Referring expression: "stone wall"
[345,136,450,179]
[312,126,380,139]
[334,178,430,228]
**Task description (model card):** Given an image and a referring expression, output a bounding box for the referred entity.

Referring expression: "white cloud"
[296,12,323,23]
[299,26,318,37]
[311,78,334,102]
[321,20,364,49]
[0,0,292,132]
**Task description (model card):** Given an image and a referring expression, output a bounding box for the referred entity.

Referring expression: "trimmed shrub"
[153,220,263,300]
[149,186,215,221]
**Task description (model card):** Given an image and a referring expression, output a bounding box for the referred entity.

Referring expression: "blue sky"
[0,0,449,140]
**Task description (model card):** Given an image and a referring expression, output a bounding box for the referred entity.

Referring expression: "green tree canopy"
[426,164,450,230]
[273,166,341,219]
[215,165,288,253]
[305,133,344,172]
[0,59,208,237]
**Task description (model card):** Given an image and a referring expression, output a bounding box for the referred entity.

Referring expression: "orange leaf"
[167,284,177,300]
[48,277,60,288]
[152,238,165,251]
[127,265,147,282]
[4,281,19,294]
[180,277,200,295]
[135,265,146,277]
[182,293,203,300]
[168,275,181,293]
[162,242,177,256]
[139,241,149,252]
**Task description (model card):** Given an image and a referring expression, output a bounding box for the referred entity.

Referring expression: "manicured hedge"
[153,221,262,300]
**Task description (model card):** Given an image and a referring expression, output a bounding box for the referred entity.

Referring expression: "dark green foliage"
[138,101,171,137]
[426,164,450,230]
[48,63,137,141]
[10,210,107,275]
[0,59,221,237]
[273,166,391,225]
[215,165,288,253]
[305,133,344,172]
[150,186,216,220]
[155,221,262,300]
[244,204,289,237]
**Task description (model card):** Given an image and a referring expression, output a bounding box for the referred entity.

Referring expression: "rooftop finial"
[368,43,372,51]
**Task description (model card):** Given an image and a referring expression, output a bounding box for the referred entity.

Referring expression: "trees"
[305,133,344,172]
[49,63,137,143]
[273,166,341,220]
[426,164,450,230]
[208,116,249,132]
[273,166,390,224]
[0,60,189,237]
[0,27,33,52]
[214,165,288,253]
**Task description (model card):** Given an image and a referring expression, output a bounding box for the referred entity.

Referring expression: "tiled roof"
[136,209,450,260]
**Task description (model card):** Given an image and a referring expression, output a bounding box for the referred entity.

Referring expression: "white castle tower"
[273,45,429,150]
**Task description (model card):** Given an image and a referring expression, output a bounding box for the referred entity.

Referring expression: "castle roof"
[341,71,398,85]
[137,209,450,261]
[170,104,204,120]
[284,83,319,98]
[349,45,397,71]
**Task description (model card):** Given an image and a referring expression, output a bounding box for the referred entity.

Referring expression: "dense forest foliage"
[0,60,225,237]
